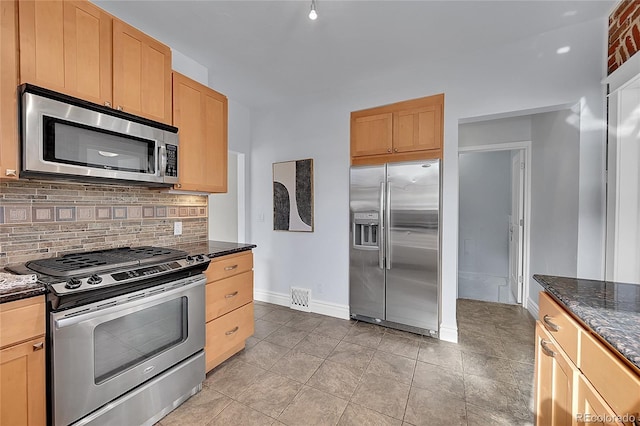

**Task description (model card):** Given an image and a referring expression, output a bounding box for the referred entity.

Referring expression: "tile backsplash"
[0,180,208,267]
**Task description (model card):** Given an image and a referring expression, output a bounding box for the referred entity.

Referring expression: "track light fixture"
[309,0,318,20]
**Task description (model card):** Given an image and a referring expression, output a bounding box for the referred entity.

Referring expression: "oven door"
[50,275,205,426]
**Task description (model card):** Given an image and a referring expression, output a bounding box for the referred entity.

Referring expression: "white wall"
[249,17,607,341]
[458,151,512,278]
[251,105,350,309]
[528,110,581,305]
[459,116,532,148]
[172,49,208,86]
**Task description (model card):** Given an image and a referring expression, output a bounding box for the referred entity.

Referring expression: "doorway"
[208,151,246,242]
[458,142,531,306]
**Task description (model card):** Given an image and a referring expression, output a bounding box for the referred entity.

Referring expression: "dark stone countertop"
[173,240,256,258]
[0,275,47,304]
[533,274,640,371]
[0,240,256,304]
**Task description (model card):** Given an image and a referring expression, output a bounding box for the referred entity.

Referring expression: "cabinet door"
[202,88,228,192]
[113,19,171,124]
[393,105,441,153]
[576,375,623,426]
[18,0,112,106]
[0,337,46,426]
[172,72,228,193]
[0,0,19,180]
[534,322,576,426]
[351,112,393,157]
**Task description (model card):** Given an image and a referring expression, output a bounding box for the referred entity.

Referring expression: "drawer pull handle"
[543,315,560,332]
[540,339,556,357]
[225,326,239,336]
[225,291,239,298]
[33,342,44,351]
[224,265,238,271]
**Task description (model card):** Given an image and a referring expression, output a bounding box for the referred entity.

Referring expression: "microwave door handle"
[158,145,166,177]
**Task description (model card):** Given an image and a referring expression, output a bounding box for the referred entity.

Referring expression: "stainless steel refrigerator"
[349,160,440,336]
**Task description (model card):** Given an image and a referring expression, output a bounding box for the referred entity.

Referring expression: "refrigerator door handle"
[379,182,385,269]
[386,180,392,270]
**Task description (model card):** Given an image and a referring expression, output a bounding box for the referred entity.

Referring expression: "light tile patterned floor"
[158,299,536,426]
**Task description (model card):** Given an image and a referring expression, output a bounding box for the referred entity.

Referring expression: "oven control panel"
[111,262,182,282]
[51,255,210,295]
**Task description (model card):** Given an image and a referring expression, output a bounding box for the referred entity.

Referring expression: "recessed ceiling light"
[557,46,571,55]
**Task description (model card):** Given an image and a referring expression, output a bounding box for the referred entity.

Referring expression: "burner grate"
[26,246,187,277]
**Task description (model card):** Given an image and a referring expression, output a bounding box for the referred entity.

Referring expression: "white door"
[606,76,640,283]
[509,150,525,303]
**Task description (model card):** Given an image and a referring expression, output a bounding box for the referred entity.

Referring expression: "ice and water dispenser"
[353,212,380,248]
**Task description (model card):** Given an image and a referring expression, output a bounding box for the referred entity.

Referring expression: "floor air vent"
[290,287,311,312]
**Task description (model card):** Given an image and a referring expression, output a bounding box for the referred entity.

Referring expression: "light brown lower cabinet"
[205,302,254,371]
[535,322,577,426]
[534,292,639,426]
[0,296,46,426]
[204,251,255,372]
[576,375,620,426]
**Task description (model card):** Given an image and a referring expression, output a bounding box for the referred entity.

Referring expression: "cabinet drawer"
[205,251,253,282]
[206,271,253,321]
[539,292,581,365]
[580,330,640,420]
[0,297,45,348]
[205,302,254,371]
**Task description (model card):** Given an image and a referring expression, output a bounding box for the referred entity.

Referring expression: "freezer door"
[349,165,386,320]
[385,160,439,332]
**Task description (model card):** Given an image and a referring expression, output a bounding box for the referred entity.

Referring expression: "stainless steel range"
[8,246,210,426]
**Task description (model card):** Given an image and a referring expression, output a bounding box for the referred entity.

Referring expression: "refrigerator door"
[349,165,386,320]
[385,160,439,332]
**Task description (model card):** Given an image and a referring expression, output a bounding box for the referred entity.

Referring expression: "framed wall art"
[273,159,314,232]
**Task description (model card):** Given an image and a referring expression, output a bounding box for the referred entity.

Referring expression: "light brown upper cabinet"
[172,72,228,193]
[351,113,393,157]
[351,93,444,166]
[112,19,172,124]
[18,0,172,125]
[1,0,19,180]
[18,0,112,106]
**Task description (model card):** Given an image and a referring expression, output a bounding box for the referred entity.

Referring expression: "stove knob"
[87,274,103,285]
[195,254,205,262]
[185,255,195,264]
[65,277,82,289]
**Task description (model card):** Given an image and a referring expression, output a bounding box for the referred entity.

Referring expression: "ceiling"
[94,0,615,108]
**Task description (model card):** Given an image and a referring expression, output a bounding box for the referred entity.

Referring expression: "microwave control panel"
[165,144,178,177]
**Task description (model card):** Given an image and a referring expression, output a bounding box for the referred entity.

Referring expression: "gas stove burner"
[25,246,187,277]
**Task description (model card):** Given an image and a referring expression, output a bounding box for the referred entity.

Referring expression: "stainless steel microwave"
[20,84,179,186]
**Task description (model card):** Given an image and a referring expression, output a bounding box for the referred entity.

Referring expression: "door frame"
[458,141,532,308]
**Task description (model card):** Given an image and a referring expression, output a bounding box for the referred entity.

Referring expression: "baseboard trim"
[439,323,458,343]
[527,296,539,319]
[253,288,350,320]
[310,299,350,320]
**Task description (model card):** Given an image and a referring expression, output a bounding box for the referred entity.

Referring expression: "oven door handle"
[53,278,204,329]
